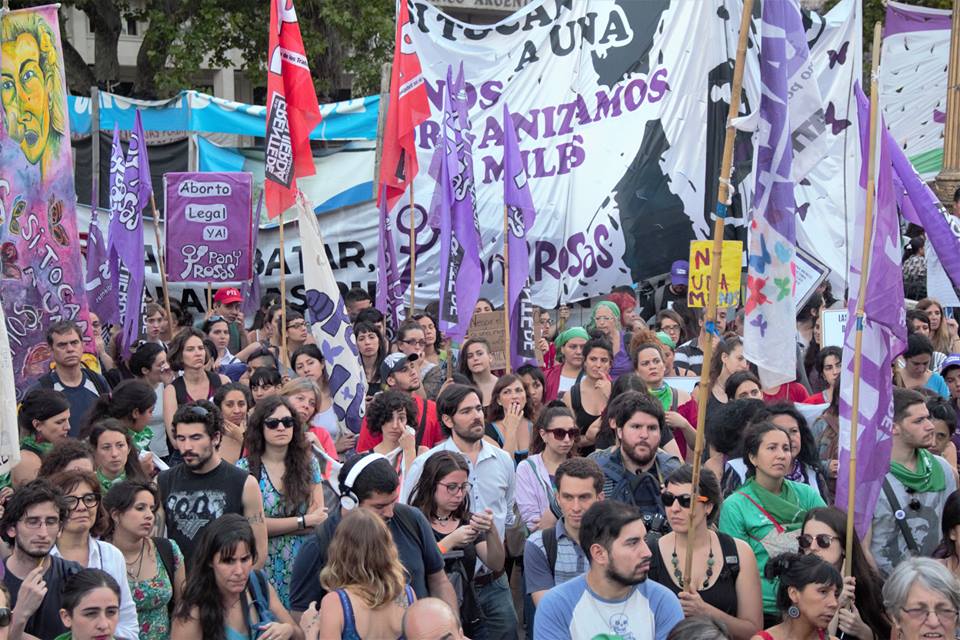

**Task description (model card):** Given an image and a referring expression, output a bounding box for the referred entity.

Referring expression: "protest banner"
[794,248,830,311]
[687,240,742,308]
[0,4,92,398]
[468,311,508,371]
[821,308,848,349]
[164,172,254,283]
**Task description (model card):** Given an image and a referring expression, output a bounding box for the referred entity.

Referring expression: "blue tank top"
[336,585,415,640]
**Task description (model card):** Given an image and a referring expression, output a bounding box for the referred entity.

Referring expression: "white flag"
[0,304,22,475]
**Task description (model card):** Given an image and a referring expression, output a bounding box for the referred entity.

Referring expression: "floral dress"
[237,456,323,607]
[130,539,183,640]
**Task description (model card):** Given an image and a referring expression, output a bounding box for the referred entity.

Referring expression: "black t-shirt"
[288,504,444,613]
[157,460,247,563]
[4,555,82,638]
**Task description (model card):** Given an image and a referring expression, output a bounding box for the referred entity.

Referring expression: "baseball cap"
[670,260,689,287]
[214,287,243,305]
[379,352,419,380]
[941,354,960,376]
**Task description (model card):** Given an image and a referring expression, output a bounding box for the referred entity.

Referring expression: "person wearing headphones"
[287,453,458,624]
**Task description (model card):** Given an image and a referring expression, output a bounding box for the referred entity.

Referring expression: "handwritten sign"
[820,309,848,348]
[164,172,254,283]
[687,240,743,308]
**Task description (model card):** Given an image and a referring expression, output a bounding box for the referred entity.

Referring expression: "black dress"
[648,531,741,617]
[569,373,602,456]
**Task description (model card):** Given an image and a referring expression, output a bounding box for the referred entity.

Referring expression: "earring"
[787,605,800,619]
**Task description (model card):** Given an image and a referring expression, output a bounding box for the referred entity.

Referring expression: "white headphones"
[339,453,389,510]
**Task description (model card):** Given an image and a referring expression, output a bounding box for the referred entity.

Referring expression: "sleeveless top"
[336,585,415,640]
[570,373,602,433]
[648,532,741,617]
[172,371,223,404]
[755,631,826,640]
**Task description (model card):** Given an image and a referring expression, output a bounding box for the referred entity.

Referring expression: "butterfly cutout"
[797,202,810,221]
[774,277,792,301]
[750,313,769,338]
[745,275,769,315]
[748,235,771,275]
[934,108,947,124]
[825,102,851,135]
[827,41,849,69]
[774,241,792,265]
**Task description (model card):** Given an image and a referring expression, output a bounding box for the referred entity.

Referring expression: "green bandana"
[128,427,153,453]
[650,384,673,413]
[587,301,621,333]
[97,469,126,493]
[554,327,590,351]
[890,447,946,493]
[741,478,808,531]
[21,435,54,456]
[655,331,676,350]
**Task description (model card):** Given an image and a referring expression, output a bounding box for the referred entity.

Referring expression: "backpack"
[542,527,559,579]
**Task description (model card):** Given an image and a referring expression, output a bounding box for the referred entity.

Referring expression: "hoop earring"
[787,605,800,619]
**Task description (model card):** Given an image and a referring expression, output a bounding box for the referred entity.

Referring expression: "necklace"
[433,513,453,523]
[124,539,147,581]
[671,537,715,590]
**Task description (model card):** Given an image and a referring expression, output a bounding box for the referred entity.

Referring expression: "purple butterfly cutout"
[934,108,946,124]
[797,202,810,221]
[825,102,851,135]
[827,41,849,69]
[750,313,768,338]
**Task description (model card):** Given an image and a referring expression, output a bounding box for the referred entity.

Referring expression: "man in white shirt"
[402,383,518,639]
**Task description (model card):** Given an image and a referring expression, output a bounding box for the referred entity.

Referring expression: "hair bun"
[764,552,802,581]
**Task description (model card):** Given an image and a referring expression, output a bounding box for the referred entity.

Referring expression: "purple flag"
[436,63,482,342]
[502,103,537,369]
[109,111,149,359]
[241,190,265,319]
[83,210,115,325]
[744,0,804,387]
[102,126,126,327]
[376,183,405,331]
[835,84,908,536]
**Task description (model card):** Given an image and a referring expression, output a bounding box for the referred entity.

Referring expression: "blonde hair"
[280,377,322,409]
[320,509,407,608]
[917,299,953,354]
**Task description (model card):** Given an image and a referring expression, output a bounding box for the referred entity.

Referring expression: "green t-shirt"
[718,478,826,614]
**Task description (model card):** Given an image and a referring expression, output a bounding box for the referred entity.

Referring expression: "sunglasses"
[0,607,10,627]
[264,416,298,430]
[207,315,226,323]
[798,533,840,550]
[661,492,708,509]
[187,405,210,418]
[545,428,580,441]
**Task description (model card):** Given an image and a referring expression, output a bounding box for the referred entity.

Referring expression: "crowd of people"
[1,271,960,640]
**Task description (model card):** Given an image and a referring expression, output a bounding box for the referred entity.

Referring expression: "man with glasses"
[1,480,83,639]
[868,388,959,577]
[525,458,605,606]
[401,384,519,639]
[157,400,268,567]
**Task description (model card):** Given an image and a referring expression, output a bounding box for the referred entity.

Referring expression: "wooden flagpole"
[206,282,213,315]
[279,215,289,369]
[149,194,174,327]
[683,0,754,591]
[844,22,883,576]
[503,204,512,375]
[408,187,417,317]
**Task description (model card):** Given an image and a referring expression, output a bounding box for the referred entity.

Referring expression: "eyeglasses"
[21,516,61,530]
[660,492,708,509]
[798,533,841,550]
[545,428,580,442]
[264,416,298,430]
[402,339,426,347]
[0,607,11,627]
[287,321,307,329]
[441,482,472,495]
[594,316,617,322]
[65,493,100,511]
[659,323,681,333]
[900,606,959,625]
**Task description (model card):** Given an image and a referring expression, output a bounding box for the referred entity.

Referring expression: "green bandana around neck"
[21,435,54,456]
[889,447,946,493]
[741,477,807,531]
[96,468,126,493]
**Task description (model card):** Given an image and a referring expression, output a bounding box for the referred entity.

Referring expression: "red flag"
[265,0,322,218]
[378,0,431,211]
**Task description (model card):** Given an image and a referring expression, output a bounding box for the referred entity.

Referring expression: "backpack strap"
[416,398,428,450]
[153,537,177,619]
[669,387,678,412]
[736,491,785,534]
[717,533,740,581]
[881,476,920,554]
[542,527,558,580]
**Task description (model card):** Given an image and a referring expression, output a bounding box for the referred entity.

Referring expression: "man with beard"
[1,479,82,638]
[534,500,683,639]
[590,391,681,536]
[157,400,267,565]
[401,384,518,639]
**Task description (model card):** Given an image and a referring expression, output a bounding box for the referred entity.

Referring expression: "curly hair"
[38,439,95,477]
[242,396,313,512]
[366,390,417,436]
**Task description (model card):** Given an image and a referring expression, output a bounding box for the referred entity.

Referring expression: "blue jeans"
[476,574,518,640]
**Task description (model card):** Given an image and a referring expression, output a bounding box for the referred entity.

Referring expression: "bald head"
[402,597,464,640]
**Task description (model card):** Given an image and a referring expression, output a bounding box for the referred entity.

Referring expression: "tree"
[8,0,393,100]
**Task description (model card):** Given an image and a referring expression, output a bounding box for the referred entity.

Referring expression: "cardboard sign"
[820,309,848,348]
[164,172,254,283]
[687,240,743,308]
[466,310,544,371]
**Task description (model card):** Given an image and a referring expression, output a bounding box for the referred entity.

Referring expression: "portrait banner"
[164,172,254,283]
[0,4,92,398]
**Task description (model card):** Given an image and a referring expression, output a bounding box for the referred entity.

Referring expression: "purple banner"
[164,172,254,283]
[83,211,116,324]
[376,184,404,330]
[0,5,93,397]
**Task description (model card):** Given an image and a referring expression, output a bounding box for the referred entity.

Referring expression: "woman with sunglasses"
[562,336,613,454]
[55,569,124,640]
[163,328,229,462]
[213,383,251,465]
[516,406,577,533]
[103,480,185,640]
[280,378,339,475]
[236,396,326,608]
[13,388,71,487]
[799,507,890,640]
[587,301,632,379]
[648,465,762,640]
[407,451,503,638]
[752,552,841,640]
[485,374,534,464]
[719,421,826,625]
[49,470,139,640]
[88,420,150,494]
[292,344,357,456]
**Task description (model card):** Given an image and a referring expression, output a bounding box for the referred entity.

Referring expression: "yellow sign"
[687,240,742,308]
